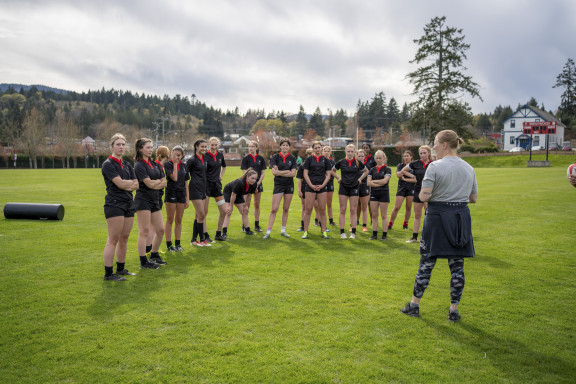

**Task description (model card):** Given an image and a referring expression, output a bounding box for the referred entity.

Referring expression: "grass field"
[1,155,575,383]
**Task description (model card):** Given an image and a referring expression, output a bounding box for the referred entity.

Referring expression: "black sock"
[116,262,125,272]
[245,226,251,233]
[340,228,345,234]
[300,220,304,228]
[166,241,172,248]
[175,240,180,246]
[145,244,152,253]
[192,219,198,242]
[197,222,205,241]
[139,256,148,266]
[223,227,228,234]
[373,231,378,237]
[412,233,418,240]
[105,266,113,277]
[150,252,159,258]
[352,228,356,234]
[329,218,334,224]
[216,230,221,237]
[382,232,387,239]
[255,221,259,227]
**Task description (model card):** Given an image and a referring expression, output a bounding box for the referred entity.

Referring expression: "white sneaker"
[340,233,347,239]
[280,232,290,238]
[406,238,418,243]
[350,233,356,239]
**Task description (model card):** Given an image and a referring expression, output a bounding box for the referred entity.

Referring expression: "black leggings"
[412,256,465,304]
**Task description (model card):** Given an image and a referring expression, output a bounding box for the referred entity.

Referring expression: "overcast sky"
[1,0,574,116]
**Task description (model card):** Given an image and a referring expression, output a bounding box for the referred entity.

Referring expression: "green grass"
[0,156,575,383]
[461,153,576,168]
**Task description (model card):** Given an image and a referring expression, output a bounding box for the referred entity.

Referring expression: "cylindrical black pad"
[3,203,65,220]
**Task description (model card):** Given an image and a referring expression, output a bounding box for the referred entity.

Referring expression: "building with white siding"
[502,105,565,150]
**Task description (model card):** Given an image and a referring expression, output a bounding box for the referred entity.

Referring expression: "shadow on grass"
[476,254,512,269]
[425,319,574,381]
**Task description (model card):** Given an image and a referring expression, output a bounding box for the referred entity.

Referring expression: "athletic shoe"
[241,225,246,233]
[329,221,336,226]
[406,238,418,243]
[321,231,329,239]
[263,233,270,239]
[403,225,409,230]
[325,228,330,232]
[116,269,136,276]
[380,237,388,241]
[302,231,309,239]
[254,226,263,233]
[174,245,184,251]
[201,240,212,247]
[388,224,392,230]
[448,310,461,323]
[362,226,368,232]
[214,234,228,241]
[205,236,216,244]
[140,261,160,269]
[296,227,304,232]
[149,257,167,265]
[369,235,378,240]
[104,274,126,281]
[222,233,228,241]
[400,303,420,317]
[340,233,347,239]
[167,245,177,252]
[192,241,205,247]
[245,230,255,235]
[350,233,356,239]
[280,232,290,238]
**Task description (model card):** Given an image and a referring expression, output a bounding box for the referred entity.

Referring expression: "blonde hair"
[312,141,322,149]
[374,150,387,163]
[109,133,127,149]
[436,130,464,149]
[322,145,332,153]
[306,148,313,156]
[209,137,221,145]
[155,146,170,161]
[418,145,432,157]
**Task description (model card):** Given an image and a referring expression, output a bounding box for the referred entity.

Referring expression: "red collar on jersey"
[278,152,290,163]
[207,151,218,162]
[109,156,123,169]
[345,158,355,167]
[142,158,154,169]
[196,154,204,164]
[312,154,322,162]
[376,165,387,173]
[420,160,430,168]
[249,154,258,163]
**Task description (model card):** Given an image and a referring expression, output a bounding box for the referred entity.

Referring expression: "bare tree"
[19,107,46,169]
[55,110,81,168]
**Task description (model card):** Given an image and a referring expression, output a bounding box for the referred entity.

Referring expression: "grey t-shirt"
[422,157,478,202]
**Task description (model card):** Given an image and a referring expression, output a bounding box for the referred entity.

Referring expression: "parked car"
[531,145,545,151]
[509,147,524,152]
[562,146,573,151]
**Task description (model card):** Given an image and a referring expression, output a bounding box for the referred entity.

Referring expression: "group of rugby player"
[101,133,432,281]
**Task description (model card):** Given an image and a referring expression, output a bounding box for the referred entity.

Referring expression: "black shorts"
[359,185,370,198]
[165,189,187,204]
[413,189,423,204]
[133,198,161,213]
[305,185,327,194]
[206,181,223,198]
[189,187,206,201]
[273,183,294,195]
[300,184,306,196]
[224,192,245,205]
[327,179,334,192]
[104,203,135,219]
[396,185,415,197]
[338,184,359,197]
[254,183,263,193]
[370,189,390,203]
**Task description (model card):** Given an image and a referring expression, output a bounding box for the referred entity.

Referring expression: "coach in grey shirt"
[401,130,478,322]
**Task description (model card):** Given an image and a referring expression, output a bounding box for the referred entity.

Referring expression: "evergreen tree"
[553,58,576,119]
[309,107,324,137]
[294,105,308,137]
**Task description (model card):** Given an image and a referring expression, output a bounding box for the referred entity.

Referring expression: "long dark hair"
[134,138,152,161]
[194,139,207,155]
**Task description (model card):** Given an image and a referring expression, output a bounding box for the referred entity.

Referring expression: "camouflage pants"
[412,256,465,304]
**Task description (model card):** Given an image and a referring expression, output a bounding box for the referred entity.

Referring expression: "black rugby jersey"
[101,156,136,206]
[269,153,296,187]
[241,154,266,180]
[408,159,431,189]
[364,154,377,170]
[186,154,208,192]
[134,158,164,202]
[296,164,307,188]
[164,160,190,192]
[205,151,226,183]
[224,177,257,198]
[397,162,415,188]
[334,158,365,188]
[368,165,392,192]
[302,154,331,185]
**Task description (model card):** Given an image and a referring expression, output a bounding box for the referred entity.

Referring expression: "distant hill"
[0,83,69,95]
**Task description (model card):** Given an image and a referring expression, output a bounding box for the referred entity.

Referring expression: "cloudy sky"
[1,0,574,116]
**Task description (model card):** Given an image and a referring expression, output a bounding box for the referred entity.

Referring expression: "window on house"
[511,120,515,128]
[510,136,515,144]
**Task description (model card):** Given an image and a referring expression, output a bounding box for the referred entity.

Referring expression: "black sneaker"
[380,237,388,241]
[104,273,126,281]
[149,257,167,265]
[254,226,263,233]
[215,234,228,241]
[329,221,336,226]
[116,269,136,276]
[174,245,184,251]
[369,235,378,240]
[241,225,246,233]
[205,236,216,244]
[245,230,255,235]
[448,310,461,322]
[403,225,408,230]
[400,303,420,317]
[140,261,160,269]
[388,225,392,230]
[167,245,177,252]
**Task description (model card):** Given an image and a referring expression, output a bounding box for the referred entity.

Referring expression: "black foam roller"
[3,203,65,220]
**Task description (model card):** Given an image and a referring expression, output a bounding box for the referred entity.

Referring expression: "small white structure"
[502,105,565,151]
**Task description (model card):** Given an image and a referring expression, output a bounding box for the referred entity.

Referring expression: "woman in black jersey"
[134,138,167,268]
[322,145,336,227]
[389,150,416,231]
[204,137,227,242]
[101,133,139,281]
[263,139,297,239]
[146,146,169,255]
[296,148,313,232]
[302,141,332,239]
[186,139,210,247]
[332,144,368,240]
[367,150,392,240]
[400,145,432,243]
[241,141,266,232]
[221,168,259,238]
[356,149,371,232]
[164,146,189,252]
[362,143,377,169]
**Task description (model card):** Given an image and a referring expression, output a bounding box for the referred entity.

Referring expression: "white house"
[502,105,565,151]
